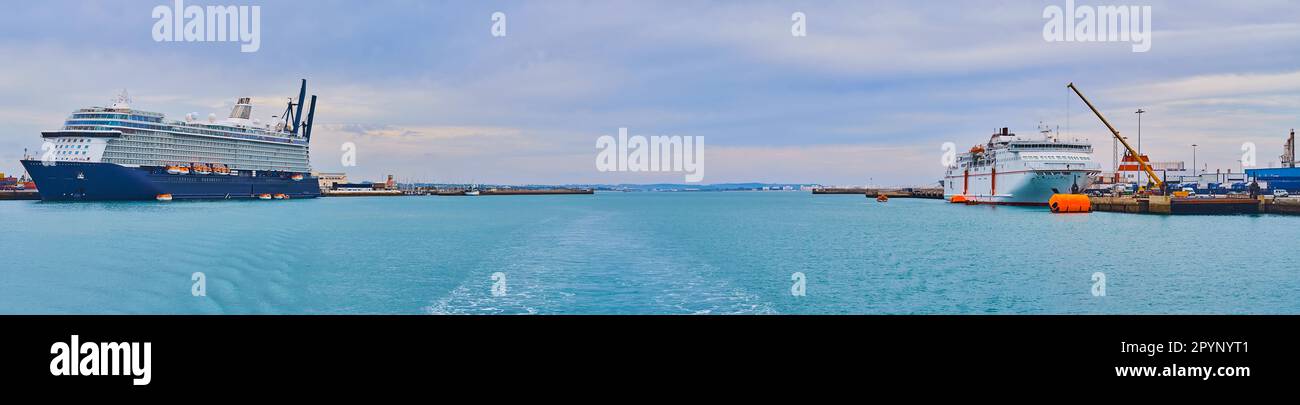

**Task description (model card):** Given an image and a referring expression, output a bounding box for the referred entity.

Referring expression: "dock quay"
[321,190,404,197]
[436,188,594,196]
[0,190,40,200]
[813,187,944,199]
[1088,196,1300,215]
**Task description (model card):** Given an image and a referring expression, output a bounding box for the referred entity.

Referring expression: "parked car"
[1274,189,1290,198]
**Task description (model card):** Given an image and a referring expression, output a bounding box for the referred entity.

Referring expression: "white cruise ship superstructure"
[943,127,1101,205]
[21,79,321,201]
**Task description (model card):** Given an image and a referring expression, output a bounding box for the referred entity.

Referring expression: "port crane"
[1067,82,1164,193]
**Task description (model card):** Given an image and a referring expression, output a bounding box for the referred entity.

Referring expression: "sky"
[1,0,1297,185]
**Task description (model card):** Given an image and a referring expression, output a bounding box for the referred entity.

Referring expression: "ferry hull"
[20,160,320,201]
[945,169,1096,206]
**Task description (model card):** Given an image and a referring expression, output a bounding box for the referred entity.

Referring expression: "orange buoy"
[1049,194,1091,213]
[950,195,968,203]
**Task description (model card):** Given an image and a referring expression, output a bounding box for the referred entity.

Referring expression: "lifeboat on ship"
[192,163,212,175]
[950,195,968,203]
[258,193,273,200]
[155,193,173,201]
[166,165,183,175]
[291,173,304,181]
[212,164,230,176]
[273,193,288,200]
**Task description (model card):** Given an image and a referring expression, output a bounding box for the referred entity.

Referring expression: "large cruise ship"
[943,127,1101,205]
[21,80,321,201]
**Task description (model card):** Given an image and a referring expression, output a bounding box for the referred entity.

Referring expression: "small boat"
[211,164,230,176]
[193,163,211,175]
[177,166,191,175]
[166,166,183,175]
[290,173,304,181]
[155,193,173,201]
[876,194,889,202]
[273,193,288,200]
[464,190,480,196]
[258,193,273,200]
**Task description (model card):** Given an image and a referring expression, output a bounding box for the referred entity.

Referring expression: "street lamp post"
[1192,144,1198,178]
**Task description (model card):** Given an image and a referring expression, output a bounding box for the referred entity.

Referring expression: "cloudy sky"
[1,0,1297,185]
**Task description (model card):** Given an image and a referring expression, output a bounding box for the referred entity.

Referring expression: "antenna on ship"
[1038,121,1056,142]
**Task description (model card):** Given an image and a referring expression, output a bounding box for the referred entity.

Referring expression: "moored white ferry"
[943,127,1100,205]
[21,80,321,201]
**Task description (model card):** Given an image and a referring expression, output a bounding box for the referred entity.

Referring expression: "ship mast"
[278,79,308,135]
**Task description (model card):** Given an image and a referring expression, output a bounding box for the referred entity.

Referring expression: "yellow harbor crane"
[1067,82,1163,193]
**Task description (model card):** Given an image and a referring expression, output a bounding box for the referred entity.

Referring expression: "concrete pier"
[1260,197,1300,215]
[0,190,40,200]
[1089,196,1144,213]
[1089,196,1283,215]
[435,188,594,196]
[812,188,944,199]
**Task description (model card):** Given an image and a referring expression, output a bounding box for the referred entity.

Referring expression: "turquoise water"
[2,192,1298,314]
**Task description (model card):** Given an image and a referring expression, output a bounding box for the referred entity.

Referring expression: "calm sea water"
[2,192,1298,314]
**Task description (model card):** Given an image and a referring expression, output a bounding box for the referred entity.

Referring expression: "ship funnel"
[292,79,307,134]
[229,97,253,119]
[303,95,317,141]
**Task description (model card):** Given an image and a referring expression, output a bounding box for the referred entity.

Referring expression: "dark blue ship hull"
[20,160,320,201]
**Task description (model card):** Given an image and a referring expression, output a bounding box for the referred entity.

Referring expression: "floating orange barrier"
[1049,194,1091,213]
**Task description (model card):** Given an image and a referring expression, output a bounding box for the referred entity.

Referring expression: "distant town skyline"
[2,0,1298,185]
